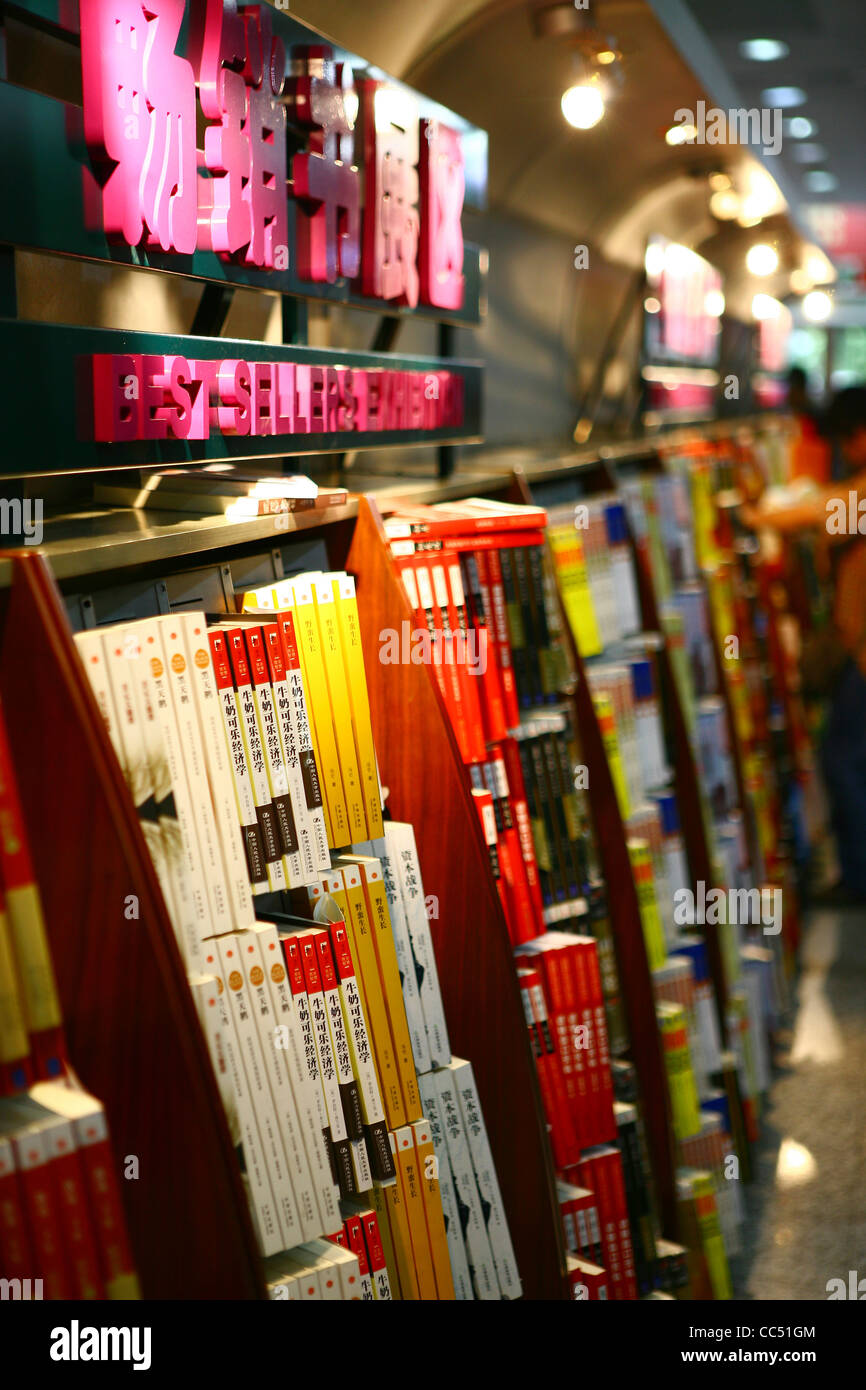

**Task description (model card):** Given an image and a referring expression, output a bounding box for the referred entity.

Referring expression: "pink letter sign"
[286,46,361,284]
[80,0,198,254]
[357,80,420,307]
[419,120,465,311]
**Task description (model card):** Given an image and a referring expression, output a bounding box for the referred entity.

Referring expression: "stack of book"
[0,698,139,1300]
[75,569,518,1300]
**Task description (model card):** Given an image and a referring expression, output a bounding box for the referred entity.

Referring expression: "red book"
[501,738,546,931]
[425,556,475,764]
[487,746,539,945]
[359,1207,393,1300]
[482,548,520,729]
[4,1107,73,1299]
[554,938,590,1143]
[29,1081,139,1299]
[567,1254,609,1300]
[471,788,507,916]
[0,1133,34,1282]
[443,556,487,764]
[569,938,602,1144]
[583,937,617,1143]
[515,938,581,1146]
[517,968,579,1168]
[460,552,508,745]
[343,1213,376,1301]
[387,500,548,536]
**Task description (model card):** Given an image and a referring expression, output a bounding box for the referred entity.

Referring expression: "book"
[207,628,270,895]
[450,1057,521,1299]
[381,822,451,1069]
[311,575,367,842]
[331,572,385,840]
[429,1066,499,1300]
[414,1077,473,1300]
[272,611,331,872]
[411,1116,456,1300]
[393,1123,438,1300]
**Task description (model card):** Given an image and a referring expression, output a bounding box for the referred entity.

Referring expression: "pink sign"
[78,0,466,306]
[91,354,466,441]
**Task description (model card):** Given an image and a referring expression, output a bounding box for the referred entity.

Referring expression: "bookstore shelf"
[346,496,569,1300]
[0,551,266,1299]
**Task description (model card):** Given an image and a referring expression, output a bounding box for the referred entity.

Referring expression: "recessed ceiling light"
[805,171,838,193]
[752,294,782,321]
[709,172,731,191]
[740,39,789,62]
[709,189,740,220]
[666,122,698,146]
[746,243,780,276]
[785,116,816,139]
[791,143,827,164]
[802,290,833,322]
[644,297,661,314]
[761,87,807,108]
[561,84,605,129]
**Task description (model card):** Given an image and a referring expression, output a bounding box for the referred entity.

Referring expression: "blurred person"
[742,386,866,901]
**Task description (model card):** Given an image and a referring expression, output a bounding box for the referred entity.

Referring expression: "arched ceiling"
[290,0,824,304]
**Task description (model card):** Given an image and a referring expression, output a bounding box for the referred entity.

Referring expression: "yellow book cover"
[411,1118,456,1300]
[311,575,367,843]
[375,1153,420,1300]
[323,866,406,1131]
[627,840,668,971]
[548,525,602,657]
[692,1171,732,1300]
[331,573,384,840]
[353,856,422,1124]
[370,1180,404,1300]
[593,691,631,821]
[284,575,348,847]
[240,584,278,611]
[0,899,29,1071]
[393,1124,438,1301]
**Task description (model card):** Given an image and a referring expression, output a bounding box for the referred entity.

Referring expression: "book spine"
[0,890,31,1094]
[359,860,422,1123]
[394,1124,438,1300]
[261,622,318,885]
[0,1135,34,1279]
[342,1214,376,1300]
[331,574,385,840]
[288,577,349,847]
[276,611,330,872]
[44,1118,106,1299]
[460,551,508,743]
[280,932,342,1200]
[12,1125,73,1298]
[207,629,269,895]
[359,1208,394,1301]
[314,929,365,1143]
[293,930,355,1198]
[312,576,367,843]
[384,822,451,1068]
[481,548,520,730]
[223,628,287,892]
[327,919,394,1181]
[433,1066,499,1300]
[452,1058,521,1299]
[377,839,432,1076]
[411,1117,457,1300]
[244,626,303,886]
[70,1107,140,1298]
[416,1074,474,1300]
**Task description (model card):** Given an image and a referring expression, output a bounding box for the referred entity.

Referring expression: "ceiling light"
[805,170,838,193]
[740,39,789,62]
[790,268,811,294]
[644,297,661,314]
[746,243,779,276]
[761,86,807,108]
[705,289,726,318]
[666,122,698,146]
[785,116,816,139]
[791,143,827,164]
[709,172,731,191]
[561,83,605,129]
[752,294,782,321]
[802,290,833,322]
[806,252,834,284]
[645,241,666,279]
[710,189,741,220]
[597,49,617,65]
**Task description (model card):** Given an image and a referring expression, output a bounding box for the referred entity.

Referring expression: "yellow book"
[241,584,278,612]
[350,855,422,1124]
[319,866,406,1131]
[282,575,348,848]
[311,575,367,843]
[375,1152,420,1300]
[412,1118,456,1300]
[592,691,630,821]
[331,573,384,840]
[393,1124,438,1301]
[692,1170,733,1300]
[548,524,602,658]
[0,900,29,1073]
[627,840,667,971]
[370,1180,403,1300]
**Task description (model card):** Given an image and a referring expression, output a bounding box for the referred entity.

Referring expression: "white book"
[274,611,330,873]
[243,625,304,887]
[288,1243,341,1301]
[133,619,213,968]
[417,1074,474,1301]
[239,929,322,1241]
[290,928,354,1198]
[450,1058,521,1299]
[189,973,282,1257]
[431,1067,499,1300]
[377,835,432,1076]
[207,628,269,895]
[382,823,451,1068]
[253,923,340,1231]
[261,622,318,885]
[180,614,255,930]
[156,616,236,938]
[300,1239,364,1301]
[215,933,301,1250]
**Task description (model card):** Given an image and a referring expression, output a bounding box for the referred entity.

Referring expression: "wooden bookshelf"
[346,496,569,1300]
[0,552,265,1300]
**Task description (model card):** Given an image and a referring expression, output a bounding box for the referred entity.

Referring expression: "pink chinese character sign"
[77,0,468,309]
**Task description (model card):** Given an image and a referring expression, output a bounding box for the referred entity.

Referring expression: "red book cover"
[343,1214,375,1300]
[483,548,520,729]
[425,557,474,764]
[0,1134,34,1281]
[469,550,511,742]
[43,1115,105,1299]
[515,939,581,1145]
[395,555,459,749]
[487,746,539,945]
[443,556,487,764]
[605,1146,638,1300]
[517,968,579,1168]
[583,937,617,1143]
[388,500,548,536]
[555,938,590,1143]
[359,1207,393,1301]
[569,938,602,1144]
[8,1116,73,1299]
[471,788,507,918]
[501,738,546,931]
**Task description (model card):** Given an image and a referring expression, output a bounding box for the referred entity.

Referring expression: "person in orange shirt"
[743,387,866,899]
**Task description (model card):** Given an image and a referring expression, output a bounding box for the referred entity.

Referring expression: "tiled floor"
[730,909,866,1300]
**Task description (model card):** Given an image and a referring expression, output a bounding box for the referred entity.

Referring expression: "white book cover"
[180,614,255,929]
[244,627,304,887]
[207,628,270,896]
[156,616,235,936]
[275,608,330,873]
[376,835,432,1076]
[255,923,340,1230]
[382,823,451,1068]
[239,929,322,1241]
[221,627,287,893]
[262,623,318,885]
[450,1057,521,1299]
[189,973,282,1257]
[430,1068,499,1300]
[417,1074,474,1301]
[215,934,301,1251]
